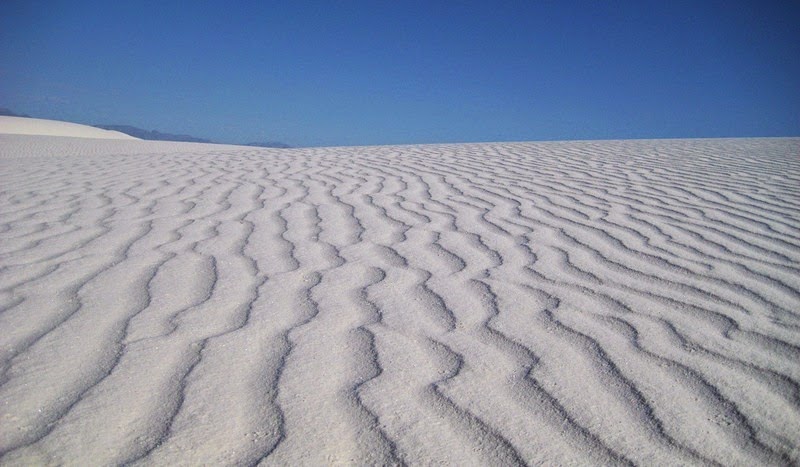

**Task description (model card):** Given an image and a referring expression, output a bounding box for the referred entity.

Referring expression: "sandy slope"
[0,116,138,140]
[0,135,798,465]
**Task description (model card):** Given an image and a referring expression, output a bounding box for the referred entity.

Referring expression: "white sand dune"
[0,134,799,465]
[0,116,138,140]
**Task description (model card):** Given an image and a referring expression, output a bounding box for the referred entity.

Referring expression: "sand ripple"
[1,136,799,465]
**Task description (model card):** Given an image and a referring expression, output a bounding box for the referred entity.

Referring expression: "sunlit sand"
[1,119,799,464]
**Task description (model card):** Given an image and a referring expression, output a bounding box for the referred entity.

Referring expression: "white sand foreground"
[0,133,799,465]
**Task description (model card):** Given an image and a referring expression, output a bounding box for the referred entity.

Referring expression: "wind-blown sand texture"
[1,134,799,465]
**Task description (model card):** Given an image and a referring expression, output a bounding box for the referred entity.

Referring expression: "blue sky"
[1,1,798,146]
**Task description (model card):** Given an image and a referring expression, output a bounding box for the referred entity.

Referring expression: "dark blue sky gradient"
[2,1,798,146]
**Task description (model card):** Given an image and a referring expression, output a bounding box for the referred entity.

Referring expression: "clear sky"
[2,0,798,146]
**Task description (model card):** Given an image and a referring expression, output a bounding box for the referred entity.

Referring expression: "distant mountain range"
[94,125,213,143]
[243,141,292,149]
[1,107,291,147]
[0,107,31,118]
[94,125,292,148]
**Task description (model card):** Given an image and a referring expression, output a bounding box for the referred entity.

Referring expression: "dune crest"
[0,116,138,140]
[0,136,798,465]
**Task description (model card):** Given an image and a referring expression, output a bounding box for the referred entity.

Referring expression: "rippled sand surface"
[1,135,799,465]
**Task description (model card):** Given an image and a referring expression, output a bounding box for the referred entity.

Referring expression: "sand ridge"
[0,136,799,465]
[0,117,139,140]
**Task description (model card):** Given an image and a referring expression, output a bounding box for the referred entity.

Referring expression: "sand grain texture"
[1,135,799,465]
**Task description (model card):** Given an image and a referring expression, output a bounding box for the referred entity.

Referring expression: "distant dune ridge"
[0,116,137,140]
[0,119,799,465]
[0,109,290,146]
